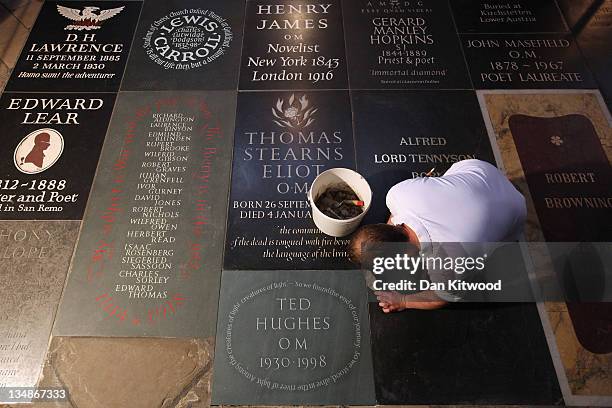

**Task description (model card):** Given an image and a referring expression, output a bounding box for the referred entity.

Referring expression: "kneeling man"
[349,159,526,312]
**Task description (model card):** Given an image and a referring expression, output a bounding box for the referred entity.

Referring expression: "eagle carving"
[57,5,125,30]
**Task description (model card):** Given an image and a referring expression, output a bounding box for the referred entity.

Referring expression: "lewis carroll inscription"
[211,270,375,405]
[224,91,355,270]
[53,92,235,337]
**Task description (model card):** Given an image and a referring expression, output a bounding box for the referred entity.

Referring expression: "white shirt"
[387,159,526,248]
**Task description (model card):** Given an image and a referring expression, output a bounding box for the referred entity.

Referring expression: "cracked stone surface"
[47,337,214,408]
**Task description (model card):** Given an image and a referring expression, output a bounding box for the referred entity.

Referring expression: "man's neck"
[400,224,421,250]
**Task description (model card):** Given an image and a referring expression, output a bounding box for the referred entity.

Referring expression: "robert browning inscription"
[53,92,235,337]
[224,91,355,270]
[0,93,116,220]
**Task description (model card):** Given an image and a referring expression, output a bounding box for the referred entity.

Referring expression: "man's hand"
[375,291,407,313]
[375,290,448,312]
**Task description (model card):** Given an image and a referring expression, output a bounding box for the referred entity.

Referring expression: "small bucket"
[307,168,372,237]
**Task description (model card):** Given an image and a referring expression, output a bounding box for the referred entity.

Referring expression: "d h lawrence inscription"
[143,8,233,71]
[212,270,375,405]
[54,93,234,337]
[6,1,141,92]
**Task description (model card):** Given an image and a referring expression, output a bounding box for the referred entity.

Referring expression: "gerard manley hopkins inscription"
[213,271,375,404]
[342,0,470,88]
[143,8,233,71]
[0,94,115,220]
[241,1,347,89]
[7,1,141,92]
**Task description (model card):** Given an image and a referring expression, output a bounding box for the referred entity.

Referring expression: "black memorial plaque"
[225,91,355,270]
[370,302,562,404]
[352,90,495,224]
[451,0,567,33]
[121,0,245,90]
[461,34,596,89]
[53,92,235,337]
[211,269,376,405]
[5,1,141,93]
[0,93,116,220]
[574,1,612,107]
[239,0,348,90]
[342,0,471,89]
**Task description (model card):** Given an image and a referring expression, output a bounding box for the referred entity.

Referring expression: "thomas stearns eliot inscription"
[212,270,375,405]
[54,94,233,336]
[0,93,115,220]
[342,0,470,88]
[225,91,355,270]
[7,1,141,92]
[240,1,348,89]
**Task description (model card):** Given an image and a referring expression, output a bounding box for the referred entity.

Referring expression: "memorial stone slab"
[239,0,348,90]
[211,269,376,405]
[121,0,245,90]
[0,92,116,220]
[0,221,78,400]
[369,302,562,404]
[5,1,141,93]
[224,90,356,270]
[573,0,612,107]
[352,90,495,224]
[451,0,568,33]
[555,0,597,30]
[342,0,471,89]
[53,91,236,337]
[461,33,596,89]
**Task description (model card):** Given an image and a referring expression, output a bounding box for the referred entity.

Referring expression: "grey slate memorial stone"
[5,1,142,93]
[53,91,235,337]
[121,0,245,90]
[0,92,116,220]
[211,269,376,405]
[342,0,472,89]
[224,90,356,270]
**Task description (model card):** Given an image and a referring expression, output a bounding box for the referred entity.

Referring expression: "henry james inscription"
[240,0,348,90]
[6,1,141,93]
[53,92,235,337]
[342,0,471,89]
[0,93,116,220]
[212,270,375,405]
[225,91,355,270]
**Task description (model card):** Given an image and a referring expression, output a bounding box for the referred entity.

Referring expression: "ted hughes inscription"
[212,270,375,405]
[53,92,235,337]
[224,91,355,270]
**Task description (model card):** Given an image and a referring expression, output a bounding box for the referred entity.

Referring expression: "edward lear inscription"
[212,270,375,405]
